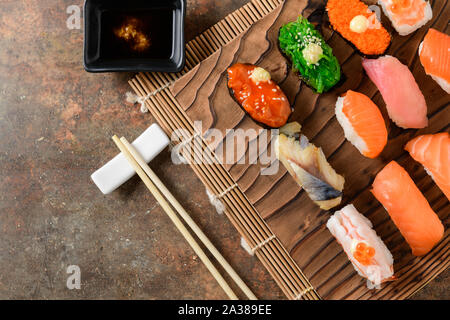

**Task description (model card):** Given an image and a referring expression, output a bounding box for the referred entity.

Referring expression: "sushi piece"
[276,122,345,210]
[327,0,391,56]
[419,28,450,94]
[372,161,444,256]
[363,56,428,129]
[335,90,388,158]
[405,132,450,201]
[278,16,341,93]
[378,0,433,36]
[227,63,292,128]
[327,204,394,288]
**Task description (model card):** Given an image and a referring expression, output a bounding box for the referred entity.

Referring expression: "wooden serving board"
[130,0,449,299]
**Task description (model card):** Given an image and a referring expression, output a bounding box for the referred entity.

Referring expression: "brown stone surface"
[0,0,447,300]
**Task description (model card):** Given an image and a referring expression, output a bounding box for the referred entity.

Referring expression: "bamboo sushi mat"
[129,0,450,300]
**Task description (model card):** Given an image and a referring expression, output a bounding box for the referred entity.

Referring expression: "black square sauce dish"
[84,0,186,73]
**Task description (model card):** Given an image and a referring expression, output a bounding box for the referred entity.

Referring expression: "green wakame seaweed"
[279,17,341,93]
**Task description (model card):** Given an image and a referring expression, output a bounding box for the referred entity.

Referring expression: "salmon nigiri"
[335,90,388,158]
[363,56,428,129]
[405,132,450,201]
[419,28,450,94]
[372,161,444,256]
[378,0,433,36]
[327,204,394,288]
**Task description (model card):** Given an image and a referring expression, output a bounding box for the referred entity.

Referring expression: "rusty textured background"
[0,0,447,299]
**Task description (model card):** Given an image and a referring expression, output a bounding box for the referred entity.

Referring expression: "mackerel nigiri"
[419,28,450,94]
[327,204,394,288]
[405,132,450,201]
[363,56,428,129]
[372,161,444,256]
[276,122,345,210]
[335,90,388,158]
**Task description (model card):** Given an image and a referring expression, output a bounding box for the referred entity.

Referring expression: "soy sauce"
[100,9,174,60]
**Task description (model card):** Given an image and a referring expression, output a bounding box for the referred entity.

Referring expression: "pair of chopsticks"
[112,135,257,300]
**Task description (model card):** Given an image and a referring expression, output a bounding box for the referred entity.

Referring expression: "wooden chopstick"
[112,135,239,300]
[119,137,258,300]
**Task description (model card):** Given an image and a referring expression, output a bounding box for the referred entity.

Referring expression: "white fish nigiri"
[327,204,395,288]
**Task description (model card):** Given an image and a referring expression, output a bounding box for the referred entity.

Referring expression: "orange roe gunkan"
[327,0,391,56]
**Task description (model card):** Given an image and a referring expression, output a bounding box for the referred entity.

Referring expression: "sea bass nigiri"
[378,0,433,36]
[327,204,394,288]
[335,90,388,158]
[419,28,450,94]
[276,122,345,210]
[405,132,450,201]
[363,56,428,129]
[372,161,444,256]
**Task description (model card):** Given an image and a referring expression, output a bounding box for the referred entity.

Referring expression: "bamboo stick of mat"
[119,137,258,300]
[128,78,306,299]
[111,135,239,300]
[131,83,311,299]
[130,75,318,300]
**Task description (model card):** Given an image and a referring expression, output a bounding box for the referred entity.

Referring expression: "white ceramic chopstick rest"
[91,124,170,194]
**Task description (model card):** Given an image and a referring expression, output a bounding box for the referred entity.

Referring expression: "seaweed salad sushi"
[279,16,341,93]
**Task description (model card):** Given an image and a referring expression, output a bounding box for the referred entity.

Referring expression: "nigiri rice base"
[335,96,368,156]
[378,0,433,36]
[327,204,394,288]
[419,42,450,94]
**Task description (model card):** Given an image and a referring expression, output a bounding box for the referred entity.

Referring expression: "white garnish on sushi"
[350,15,369,33]
[250,67,271,83]
[302,42,323,65]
